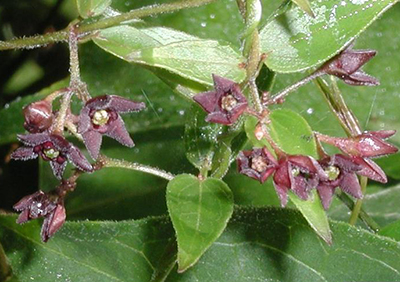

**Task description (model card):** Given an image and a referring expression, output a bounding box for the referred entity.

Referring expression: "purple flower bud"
[318,130,398,158]
[23,100,54,133]
[273,155,327,207]
[237,147,278,183]
[193,75,248,125]
[13,191,66,242]
[11,133,93,179]
[78,95,146,159]
[320,47,379,86]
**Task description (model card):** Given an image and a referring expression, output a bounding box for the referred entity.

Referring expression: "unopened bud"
[23,100,53,133]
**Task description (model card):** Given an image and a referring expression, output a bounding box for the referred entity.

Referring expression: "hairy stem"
[241,0,263,113]
[53,91,73,134]
[268,71,323,104]
[336,190,380,232]
[100,156,175,181]
[0,0,218,51]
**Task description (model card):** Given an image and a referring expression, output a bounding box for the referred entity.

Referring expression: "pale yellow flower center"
[251,156,268,172]
[43,148,59,159]
[92,110,109,126]
[325,165,340,181]
[221,95,238,111]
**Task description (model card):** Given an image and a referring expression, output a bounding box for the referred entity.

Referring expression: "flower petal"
[343,70,379,86]
[41,204,66,242]
[317,185,335,210]
[108,95,146,113]
[339,172,362,198]
[67,146,93,172]
[50,161,67,179]
[105,116,134,147]
[193,91,219,113]
[11,147,37,161]
[82,130,103,160]
[17,133,51,146]
[273,182,289,207]
[353,157,387,183]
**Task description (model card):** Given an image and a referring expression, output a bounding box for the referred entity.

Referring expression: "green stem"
[101,156,175,181]
[315,76,369,226]
[336,190,380,232]
[269,71,323,104]
[0,0,218,51]
[349,176,368,226]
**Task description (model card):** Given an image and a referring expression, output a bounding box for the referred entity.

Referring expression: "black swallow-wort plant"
[1,0,400,280]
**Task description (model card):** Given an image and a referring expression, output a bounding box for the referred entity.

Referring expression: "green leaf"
[291,0,315,18]
[260,0,397,72]
[329,184,400,227]
[379,220,400,241]
[93,25,246,86]
[166,174,233,272]
[184,104,222,171]
[76,0,111,18]
[268,109,331,243]
[3,208,400,281]
[0,242,11,282]
[268,109,318,158]
[289,191,332,244]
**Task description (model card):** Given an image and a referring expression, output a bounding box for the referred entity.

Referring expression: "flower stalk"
[0,0,218,51]
[100,155,175,181]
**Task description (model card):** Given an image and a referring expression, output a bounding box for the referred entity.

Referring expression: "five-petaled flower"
[320,46,379,86]
[193,74,248,125]
[316,154,364,210]
[237,147,278,183]
[273,154,328,207]
[78,95,146,159]
[13,191,66,242]
[11,133,93,179]
[317,130,398,158]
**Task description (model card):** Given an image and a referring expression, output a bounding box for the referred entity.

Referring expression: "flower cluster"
[13,191,65,242]
[237,130,398,209]
[12,93,146,241]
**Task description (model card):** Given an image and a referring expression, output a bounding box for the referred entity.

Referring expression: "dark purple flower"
[23,100,54,133]
[13,191,66,242]
[11,133,93,179]
[320,47,379,86]
[78,95,146,159]
[317,154,363,209]
[237,147,278,183]
[273,155,328,207]
[193,74,248,125]
[317,130,398,158]
[351,156,387,183]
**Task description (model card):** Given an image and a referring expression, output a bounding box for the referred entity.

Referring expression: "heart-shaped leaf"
[166,174,233,272]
